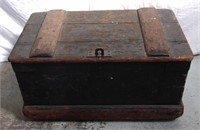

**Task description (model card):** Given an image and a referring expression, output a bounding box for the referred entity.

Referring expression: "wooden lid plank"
[29,10,65,58]
[138,8,169,56]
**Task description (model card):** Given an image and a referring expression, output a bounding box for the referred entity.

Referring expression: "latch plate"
[87,48,112,58]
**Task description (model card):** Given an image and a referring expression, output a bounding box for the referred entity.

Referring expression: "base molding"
[23,103,183,121]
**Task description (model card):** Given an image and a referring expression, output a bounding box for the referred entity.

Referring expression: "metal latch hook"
[95,48,104,57]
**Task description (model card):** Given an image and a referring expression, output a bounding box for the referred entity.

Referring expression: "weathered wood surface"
[8,8,193,63]
[138,8,169,56]
[23,104,183,121]
[29,10,65,57]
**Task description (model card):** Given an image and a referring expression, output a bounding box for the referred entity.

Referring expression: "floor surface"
[0,55,199,130]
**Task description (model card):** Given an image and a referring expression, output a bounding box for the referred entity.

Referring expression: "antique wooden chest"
[8,8,193,121]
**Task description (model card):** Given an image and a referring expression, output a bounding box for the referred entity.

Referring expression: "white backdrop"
[0,0,199,62]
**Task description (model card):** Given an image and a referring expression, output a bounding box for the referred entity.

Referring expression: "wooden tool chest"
[8,8,193,121]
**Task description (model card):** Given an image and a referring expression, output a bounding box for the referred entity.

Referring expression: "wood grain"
[8,9,193,63]
[29,10,65,57]
[138,8,169,56]
[23,104,183,121]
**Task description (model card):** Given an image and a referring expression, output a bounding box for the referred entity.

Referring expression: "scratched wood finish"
[138,8,169,56]
[29,10,65,57]
[23,104,183,121]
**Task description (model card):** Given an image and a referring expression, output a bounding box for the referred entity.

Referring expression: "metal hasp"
[87,48,112,58]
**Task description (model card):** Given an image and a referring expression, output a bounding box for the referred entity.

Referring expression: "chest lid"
[9,8,193,63]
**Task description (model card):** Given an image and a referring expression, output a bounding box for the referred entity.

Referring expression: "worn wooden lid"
[8,8,193,63]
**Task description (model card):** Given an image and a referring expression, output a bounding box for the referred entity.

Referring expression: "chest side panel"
[13,61,190,105]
